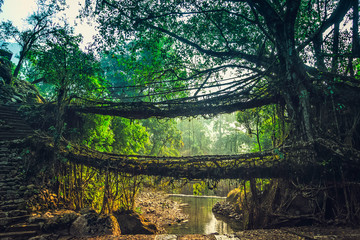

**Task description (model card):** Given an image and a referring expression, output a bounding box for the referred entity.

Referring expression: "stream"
[165,194,234,235]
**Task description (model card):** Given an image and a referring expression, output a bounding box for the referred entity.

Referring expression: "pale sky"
[0,0,97,45]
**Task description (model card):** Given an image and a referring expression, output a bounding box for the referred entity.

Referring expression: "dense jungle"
[1,0,360,239]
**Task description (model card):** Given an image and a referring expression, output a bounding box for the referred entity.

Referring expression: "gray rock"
[70,215,90,236]
[113,211,156,234]
[155,234,178,240]
[70,212,121,237]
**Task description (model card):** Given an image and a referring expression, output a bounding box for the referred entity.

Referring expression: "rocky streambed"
[23,191,360,240]
[135,190,189,233]
[21,190,188,239]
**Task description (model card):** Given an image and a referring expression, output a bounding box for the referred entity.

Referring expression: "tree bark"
[353,0,360,57]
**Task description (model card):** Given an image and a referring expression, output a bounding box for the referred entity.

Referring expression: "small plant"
[135,206,142,214]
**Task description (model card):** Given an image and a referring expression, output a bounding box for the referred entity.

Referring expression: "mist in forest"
[177,113,252,156]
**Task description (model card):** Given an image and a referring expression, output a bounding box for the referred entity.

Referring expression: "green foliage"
[142,118,183,156]
[81,114,114,152]
[177,114,252,156]
[193,182,206,196]
[237,105,284,152]
[101,37,188,102]
[177,118,211,155]
[112,117,149,155]
[82,0,360,147]
[29,27,106,101]
[0,2,62,80]
[212,114,252,155]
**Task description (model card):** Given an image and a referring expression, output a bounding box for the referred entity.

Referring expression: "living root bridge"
[57,138,360,180]
[67,95,278,119]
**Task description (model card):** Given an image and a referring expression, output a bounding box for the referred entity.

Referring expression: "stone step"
[0,230,37,239]
[0,215,30,226]
[0,130,34,135]
[0,164,20,169]
[0,125,33,131]
[0,108,21,114]
[0,105,18,111]
[0,186,23,193]
[0,136,33,141]
[0,175,22,181]
[0,210,28,218]
[0,171,20,176]
[0,132,34,140]
[0,181,23,187]
[0,192,22,200]
[0,175,20,180]
[0,178,22,184]
[0,110,24,116]
[0,158,17,163]
[0,159,24,165]
[0,199,25,206]
[0,109,21,116]
[0,154,19,159]
[0,171,18,177]
[0,185,23,191]
[0,171,21,177]
[0,120,31,125]
[0,165,17,171]
[0,113,21,119]
[0,158,21,162]
[0,121,33,128]
[0,125,29,130]
[0,129,33,135]
[6,210,28,218]
[6,223,40,232]
[0,204,24,211]
[0,189,21,194]
[0,118,31,126]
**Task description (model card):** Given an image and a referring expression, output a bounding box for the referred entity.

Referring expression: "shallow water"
[165,194,234,235]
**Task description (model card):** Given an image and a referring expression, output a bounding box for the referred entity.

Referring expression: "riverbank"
[76,226,360,239]
[24,190,360,239]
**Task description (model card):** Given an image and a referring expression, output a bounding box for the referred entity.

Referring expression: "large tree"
[0,2,61,82]
[82,0,360,146]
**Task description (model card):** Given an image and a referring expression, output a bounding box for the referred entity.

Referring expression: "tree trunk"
[101,170,110,214]
[52,85,68,198]
[281,52,314,142]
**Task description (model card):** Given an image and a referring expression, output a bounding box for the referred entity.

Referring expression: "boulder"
[41,210,79,235]
[70,210,121,237]
[69,215,89,236]
[113,211,157,234]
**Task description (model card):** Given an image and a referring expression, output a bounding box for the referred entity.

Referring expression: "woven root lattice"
[47,137,360,181]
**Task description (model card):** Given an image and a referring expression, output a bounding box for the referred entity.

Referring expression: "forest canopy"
[1,0,359,152]
[77,0,360,145]
[1,0,360,227]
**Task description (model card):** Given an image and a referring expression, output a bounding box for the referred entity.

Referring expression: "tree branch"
[297,0,352,52]
[145,22,269,66]
[193,73,211,97]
